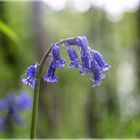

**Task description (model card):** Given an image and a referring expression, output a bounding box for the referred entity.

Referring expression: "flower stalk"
[30,47,51,139]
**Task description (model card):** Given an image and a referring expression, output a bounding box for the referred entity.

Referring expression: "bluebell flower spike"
[0,92,32,131]
[67,46,81,68]
[43,61,58,83]
[21,35,111,88]
[51,44,66,68]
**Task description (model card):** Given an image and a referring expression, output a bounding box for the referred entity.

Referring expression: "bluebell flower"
[90,59,105,87]
[92,50,111,72]
[43,61,58,83]
[67,46,81,68]
[21,63,39,89]
[51,44,66,68]
[0,92,32,131]
[80,49,92,75]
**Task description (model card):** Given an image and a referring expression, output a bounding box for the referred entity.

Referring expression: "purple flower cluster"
[21,36,111,88]
[0,92,32,131]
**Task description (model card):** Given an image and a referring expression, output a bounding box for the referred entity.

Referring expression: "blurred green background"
[0,0,140,138]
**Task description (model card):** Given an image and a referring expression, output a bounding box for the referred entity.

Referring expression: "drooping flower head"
[21,63,39,89]
[67,46,81,68]
[0,91,32,131]
[43,61,58,83]
[21,35,111,88]
[51,44,66,68]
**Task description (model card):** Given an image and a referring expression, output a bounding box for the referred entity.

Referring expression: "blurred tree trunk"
[86,8,119,138]
[31,1,60,138]
[31,1,47,57]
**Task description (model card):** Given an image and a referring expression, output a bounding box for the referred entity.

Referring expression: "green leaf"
[0,20,20,43]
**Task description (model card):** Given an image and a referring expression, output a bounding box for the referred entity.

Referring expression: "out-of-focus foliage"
[0,1,140,138]
[0,20,20,44]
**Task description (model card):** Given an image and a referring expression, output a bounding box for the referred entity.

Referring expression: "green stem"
[30,47,51,139]
[30,39,69,139]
